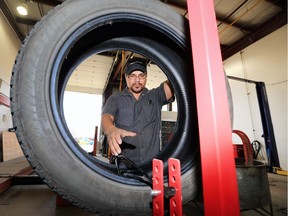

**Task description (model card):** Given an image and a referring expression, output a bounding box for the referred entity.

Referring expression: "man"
[101,58,174,164]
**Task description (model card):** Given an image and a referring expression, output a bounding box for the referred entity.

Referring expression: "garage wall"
[0,11,21,133]
[224,25,287,170]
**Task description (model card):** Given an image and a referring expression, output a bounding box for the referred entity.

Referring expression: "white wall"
[0,11,21,133]
[224,25,287,170]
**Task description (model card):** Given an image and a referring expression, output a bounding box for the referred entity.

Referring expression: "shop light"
[17,5,28,16]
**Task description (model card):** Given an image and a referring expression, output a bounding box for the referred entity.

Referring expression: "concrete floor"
[0,173,286,216]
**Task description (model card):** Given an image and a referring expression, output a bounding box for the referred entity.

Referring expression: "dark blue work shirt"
[102,83,172,164]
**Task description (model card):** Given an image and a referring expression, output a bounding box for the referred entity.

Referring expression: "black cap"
[125,59,147,75]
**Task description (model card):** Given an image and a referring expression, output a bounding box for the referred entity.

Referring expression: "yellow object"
[273,167,288,176]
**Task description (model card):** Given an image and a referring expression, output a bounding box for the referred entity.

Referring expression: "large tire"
[10,0,203,215]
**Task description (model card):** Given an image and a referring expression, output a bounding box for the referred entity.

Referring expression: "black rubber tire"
[10,0,203,215]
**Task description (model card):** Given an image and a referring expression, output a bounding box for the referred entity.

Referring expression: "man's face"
[126,70,147,94]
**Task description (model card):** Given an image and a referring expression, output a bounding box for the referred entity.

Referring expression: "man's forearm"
[101,114,116,135]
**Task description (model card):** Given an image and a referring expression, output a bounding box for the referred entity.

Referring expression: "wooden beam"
[30,0,63,7]
[222,10,287,60]
[216,16,251,33]
[264,0,287,9]
[15,16,38,26]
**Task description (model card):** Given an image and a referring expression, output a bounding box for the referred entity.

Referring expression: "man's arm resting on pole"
[164,80,174,101]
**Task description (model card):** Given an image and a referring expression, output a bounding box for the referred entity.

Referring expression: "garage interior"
[0,0,287,215]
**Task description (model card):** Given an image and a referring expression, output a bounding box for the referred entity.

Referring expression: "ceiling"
[0,0,286,95]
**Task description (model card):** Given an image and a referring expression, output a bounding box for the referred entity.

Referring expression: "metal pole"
[255,82,280,169]
[187,0,240,215]
[93,126,98,156]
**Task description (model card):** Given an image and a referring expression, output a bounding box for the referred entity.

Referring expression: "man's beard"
[130,84,144,94]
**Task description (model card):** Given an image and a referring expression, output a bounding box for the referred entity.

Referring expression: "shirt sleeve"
[102,94,118,117]
[158,82,175,105]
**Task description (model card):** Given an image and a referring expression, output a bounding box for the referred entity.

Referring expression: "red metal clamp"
[152,158,182,216]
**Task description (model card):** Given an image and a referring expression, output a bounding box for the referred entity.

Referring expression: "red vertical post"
[187,0,240,215]
[168,158,182,216]
[92,126,98,156]
[152,159,164,216]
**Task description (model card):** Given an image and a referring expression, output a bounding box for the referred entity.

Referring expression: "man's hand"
[106,127,136,156]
